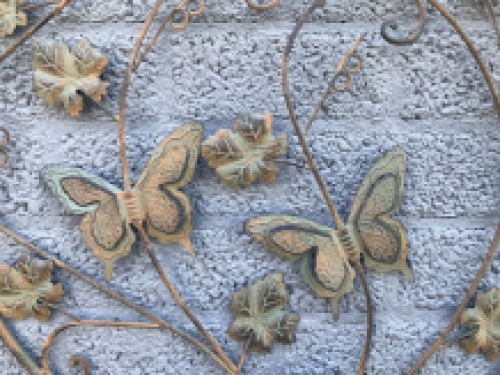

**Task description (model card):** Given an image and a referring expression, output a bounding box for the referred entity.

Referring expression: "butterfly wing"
[245,215,355,320]
[347,147,414,280]
[42,167,135,281]
[135,122,203,256]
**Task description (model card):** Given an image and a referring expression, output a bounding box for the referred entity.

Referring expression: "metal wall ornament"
[0,254,63,322]
[1,0,500,374]
[202,111,288,187]
[0,0,27,37]
[227,273,299,354]
[245,147,413,320]
[0,0,62,38]
[42,122,203,281]
[32,38,109,116]
[460,288,500,361]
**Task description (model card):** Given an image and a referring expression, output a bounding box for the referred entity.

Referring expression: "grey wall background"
[1,0,500,374]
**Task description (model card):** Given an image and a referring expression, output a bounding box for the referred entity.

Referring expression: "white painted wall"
[1,0,499,373]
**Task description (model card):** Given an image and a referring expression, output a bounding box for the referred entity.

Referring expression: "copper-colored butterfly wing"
[135,122,203,255]
[245,215,355,320]
[347,147,414,280]
[42,167,135,280]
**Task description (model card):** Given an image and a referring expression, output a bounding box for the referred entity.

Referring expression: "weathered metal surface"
[245,147,413,320]
[0,254,63,322]
[460,288,500,361]
[228,273,299,354]
[42,122,203,280]
[32,37,109,116]
[202,111,288,187]
[0,0,27,37]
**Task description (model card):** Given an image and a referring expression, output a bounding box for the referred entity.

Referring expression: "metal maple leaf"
[32,37,109,116]
[0,0,27,37]
[202,111,288,187]
[460,288,500,361]
[227,273,299,353]
[0,255,64,322]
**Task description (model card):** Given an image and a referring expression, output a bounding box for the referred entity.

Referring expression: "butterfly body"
[245,147,414,320]
[43,122,203,281]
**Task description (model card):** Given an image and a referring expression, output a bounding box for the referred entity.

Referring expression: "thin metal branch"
[281,2,373,374]
[245,0,281,11]
[0,224,232,374]
[236,340,251,374]
[132,0,206,71]
[117,0,166,191]
[424,0,500,116]
[282,0,342,230]
[486,0,500,40]
[381,0,426,46]
[0,318,45,375]
[353,260,373,375]
[407,224,500,374]
[41,320,162,375]
[303,34,364,135]
[0,0,73,64]
[137,225,238,374]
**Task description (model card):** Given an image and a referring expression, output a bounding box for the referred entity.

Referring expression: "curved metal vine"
[0,0,500,373]
[41,321,162,375]
[281,1,372,374]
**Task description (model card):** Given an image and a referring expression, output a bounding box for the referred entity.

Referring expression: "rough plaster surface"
[1,0,500,374]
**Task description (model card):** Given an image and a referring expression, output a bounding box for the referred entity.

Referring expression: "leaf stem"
[0,224,233,374]
[0,0,73,64]
[407,224,500,374]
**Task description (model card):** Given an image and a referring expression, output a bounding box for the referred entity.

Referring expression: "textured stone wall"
[1,0,500,374]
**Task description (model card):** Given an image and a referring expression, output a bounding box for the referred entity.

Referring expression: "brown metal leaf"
[227,273,299,353]
[32,37,109,116]
[460,288,500,361]
[0,255,64,322]
[202,111,288,187]
[0,0,27,37]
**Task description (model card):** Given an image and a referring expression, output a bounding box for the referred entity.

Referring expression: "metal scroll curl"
[41,321,162,375]
[380,0,426,46]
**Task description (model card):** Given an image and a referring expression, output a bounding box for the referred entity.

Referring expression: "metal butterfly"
[42,122,203,281]
[245,147,414,320]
